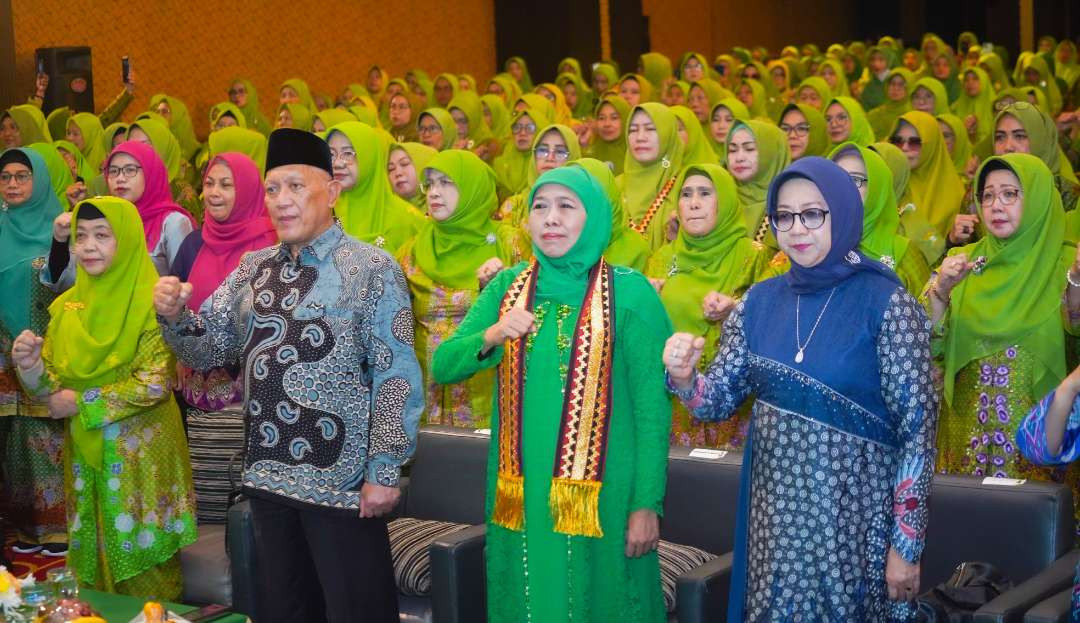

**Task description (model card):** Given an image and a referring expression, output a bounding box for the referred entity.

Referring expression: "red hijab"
[188,153,277,309]
[106,140,195,251]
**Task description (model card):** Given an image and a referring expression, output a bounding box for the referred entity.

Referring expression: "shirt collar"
[275,222,344,263]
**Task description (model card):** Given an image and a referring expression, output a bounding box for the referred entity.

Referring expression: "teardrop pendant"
[794,349,804,364]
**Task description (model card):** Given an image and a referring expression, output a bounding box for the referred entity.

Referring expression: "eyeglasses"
[534,145,571,161]
[825,112,849,125]
[770,208,830,231]
[389,102,410,112]
[227,88,246,96]
[0,171,31,184]
[419,177,456,194]
[848,174,868,189]
[889,135,922,148]
[106,164,142,179]
[780,123,811,137]
[417,124,441,135]
[330,150,357,163]
[979,188,1022,207]
[512,122,537,134]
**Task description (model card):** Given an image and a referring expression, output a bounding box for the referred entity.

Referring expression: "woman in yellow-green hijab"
[148,94,201,162]
[571,157,649,272]
[325,121,425,253]
[279,78,316,111]
[818,58,850,99]
[671,105,720,166]
[433,73,461,108]
[504,56,534,91]
[639,52,674,93]
[15,196,196,599]
[494,105,552,198]
[501,123,582,227]
[227,78,272,136]
[726,119,790,249]
[397,149,526,428]
[734,78,770,121]
[65,113,108,173]
[619,102,685,250]
[1,105,51,148]
[388,141,438,211]
[276,102,313,132]
[585,94,630,175]
[448,91,499,162]
[868,68,915,140]
[417,107,458,151]
[952,67,996,144]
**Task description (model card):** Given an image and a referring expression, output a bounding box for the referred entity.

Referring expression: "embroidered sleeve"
[158,259,247,370]
[363,260,423,487]
[1017,390,1080,466]
[878,289,939,563]
[665,298,753,421]
[76,329,177,429]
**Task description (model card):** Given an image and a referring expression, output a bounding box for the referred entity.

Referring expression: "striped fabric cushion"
[387,517,471,596]
[186,408,246,524]
[658,539,717,613]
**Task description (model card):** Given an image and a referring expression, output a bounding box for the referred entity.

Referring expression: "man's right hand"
[153,276,193,322]
[52,211,73,242]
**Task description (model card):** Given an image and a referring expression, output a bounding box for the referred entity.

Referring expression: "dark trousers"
[249,496,398,623]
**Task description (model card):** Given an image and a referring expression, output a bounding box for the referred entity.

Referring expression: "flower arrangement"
[0,565,37,621]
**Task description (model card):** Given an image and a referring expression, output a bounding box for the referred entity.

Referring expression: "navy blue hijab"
[766,156,901,294]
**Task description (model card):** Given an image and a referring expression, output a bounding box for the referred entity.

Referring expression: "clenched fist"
[482,308,536,352]
[476,257,505,289]
[11,330,43,371]
[153,276,193,322]
[53,211,73,242]
[663,332,706,391]
[702,291,736,324]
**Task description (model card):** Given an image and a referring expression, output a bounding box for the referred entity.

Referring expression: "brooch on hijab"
[667,257,679,277]
[845,250,861,264]
[486,233,497,245]
[898,203,915,216]
[374,236,386,248]
[879,255,895,269]
[661,156,671,169]
[971,256,988,275]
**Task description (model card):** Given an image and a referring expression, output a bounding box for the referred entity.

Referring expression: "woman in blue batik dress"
[663,156,939,622]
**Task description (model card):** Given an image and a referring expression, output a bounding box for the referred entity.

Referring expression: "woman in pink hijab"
[171,152,277,415]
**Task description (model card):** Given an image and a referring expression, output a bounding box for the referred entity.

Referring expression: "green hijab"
[581,95,628,174]
[818,58,851,98]
[494,110,548,196]
[895,111,965,263]
[505,56,534,91]
[481,93,512,140]
[868,68,915,140]
[413,149,506,288]
[621,102,684,224]
[780,103,829,158]
[488,74,522,107]
[952,67,996,144]
[828,96,875,146]
[392,141,438,210]
[313,108,357,133]
[280,78,316,111]
[517,93,557,125]
[327,122,424,252]
[46,107,70,144]
[996,102,1080,186]
[418,108,457,151]
[639,52,674,92]
[4,105,51,146]
[737,78,769,119]
[209,102,247,129]
[279,102,313,132]
[348,104,380,128]
[592,63,620,94]
[68,112,107,172]
[529,124,581,185]
[708,98,751,158]
[978,53,1012,91]
[26,142,74,209]
[434,72,461,107]
[558,57,585,81]
[230,78,271,136]
[527,166,613,301]
[911,77,952,116]
[943,153,1072,404]
[1055,41,1080,89]
[128,118,184,182]
[618,73,655,104]
[573,157,648,271]
[727,119,790,235]
[148,94,201,161]
[0,147,63,335]
[937,113,974,175]
[103,122,129,149]
[828,142,911,267]
[671,105,720,165]
[795,76,832,110]
[1020,54,1064,115]
[53,139,95,184]
[661,163,758,335]
[556,71,596,119]
[870,141,911,203]
[208,126,268,173]
[448,90,495,147]
[48,197,163,467]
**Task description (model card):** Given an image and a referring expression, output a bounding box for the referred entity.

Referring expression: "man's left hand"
[359,482,401,518]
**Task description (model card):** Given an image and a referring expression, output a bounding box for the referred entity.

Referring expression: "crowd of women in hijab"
[3,27,1080,622]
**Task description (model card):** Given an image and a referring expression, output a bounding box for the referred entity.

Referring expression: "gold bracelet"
[930,280,951,305]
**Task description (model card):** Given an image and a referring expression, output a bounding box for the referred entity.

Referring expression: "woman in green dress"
[573,157,650,272]
[619,103,685,251]
[585,95,631,175]
[433,165,670,622]
[398,150,525,428]
[830,142,930,295]
[388,142,438,212]
[647,163,775,448]
[926,153,1080,515]
[726,119,791,250]
[13,196,197,599]
[501,123,582,228]
[148,95,202,163]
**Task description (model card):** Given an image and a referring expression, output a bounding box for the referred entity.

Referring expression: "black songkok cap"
[266,128,333,176]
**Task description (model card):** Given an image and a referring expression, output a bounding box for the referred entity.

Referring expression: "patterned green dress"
[19,328,197,599]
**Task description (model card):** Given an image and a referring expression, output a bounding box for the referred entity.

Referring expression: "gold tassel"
[491,472,525,531]
[549,478,604,538]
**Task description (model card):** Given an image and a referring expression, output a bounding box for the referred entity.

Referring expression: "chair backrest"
[403,426,490,525]
[661,446,744,555]
[920,474,1075,588]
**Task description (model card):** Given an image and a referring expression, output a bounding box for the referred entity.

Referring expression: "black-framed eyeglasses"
[780,123,810,137]
[848,174,868,189]
[771,208,830,231]
[106,164,142,179]
[0,171,31,184]
[512,122,537,134]
[534,145,571,161]
[417,124,441,135]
